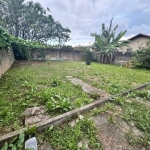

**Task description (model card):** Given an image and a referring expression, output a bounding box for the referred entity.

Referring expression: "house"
[121,33,150,52]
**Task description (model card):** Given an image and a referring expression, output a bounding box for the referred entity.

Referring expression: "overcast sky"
[28,0,150,46]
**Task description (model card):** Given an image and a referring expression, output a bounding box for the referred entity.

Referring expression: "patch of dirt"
[37,135,53,150]
[85,75,102,82]
[91,114,142,150]
[12,60,43,68]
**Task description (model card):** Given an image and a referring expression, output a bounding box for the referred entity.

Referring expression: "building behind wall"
[32,48,85,61]
[121,33,150,52]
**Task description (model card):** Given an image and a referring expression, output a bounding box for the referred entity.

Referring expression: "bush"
[132,40,150,69]
[0,26,47,60]
[82,48,93,60]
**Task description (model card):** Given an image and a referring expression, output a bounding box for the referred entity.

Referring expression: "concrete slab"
[91,113,143,150]
[67,77,109,99]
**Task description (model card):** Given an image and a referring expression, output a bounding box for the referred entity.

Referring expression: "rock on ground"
[23,106,51,125]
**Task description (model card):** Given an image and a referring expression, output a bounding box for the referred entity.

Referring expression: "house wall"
[121,36,150,52]
[0,49,15,78]
[113,52,132,65]
[32,49,85,61]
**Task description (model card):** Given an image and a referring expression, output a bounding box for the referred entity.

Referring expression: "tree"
[90,18,128,63]
[0,0,71,43]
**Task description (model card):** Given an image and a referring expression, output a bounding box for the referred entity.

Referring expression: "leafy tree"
[0,0,70,43]
[90,18,128,63]
[132,40,150,69]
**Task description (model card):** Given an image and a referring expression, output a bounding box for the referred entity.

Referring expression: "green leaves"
[1,142,8,150]
[44,116,102,149]
[132,40,150,69]
[82,48,93,60]
[90,18,128,63]
[0,26,11,50]
[0,26,48,59]
[51,78,61,87]
[46,95,72,113]
[0,0,70,43]
[1,132,26,150]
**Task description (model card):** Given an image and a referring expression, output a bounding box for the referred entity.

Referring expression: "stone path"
[23,106,51,126]
[66,76,109,99]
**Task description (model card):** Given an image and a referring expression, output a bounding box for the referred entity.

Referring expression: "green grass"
[0,61,150,135]
[113,90,150,148]
[43,116,103,150]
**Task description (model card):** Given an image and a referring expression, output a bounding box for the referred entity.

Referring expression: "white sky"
[26,0,150,46]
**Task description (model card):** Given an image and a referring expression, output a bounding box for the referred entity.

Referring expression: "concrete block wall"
[113,52,132,65]
[32,49,85,61]
[0,49,15,77]
[96,51,132,65]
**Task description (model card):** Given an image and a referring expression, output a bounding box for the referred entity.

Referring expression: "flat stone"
[23,106,50,125]
[38,114,44,119]
[69,120,76,127]
[41,115,51,122]
[31,107,39,115]
[132,127,143,137]
[66,77,109,99]
[23,108,32,117]
[91,116,108,126]
[25,116,41,125]
[25,114,52,126]
[32,107,45,115]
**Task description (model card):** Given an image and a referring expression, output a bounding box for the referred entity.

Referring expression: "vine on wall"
[0,26,48,59]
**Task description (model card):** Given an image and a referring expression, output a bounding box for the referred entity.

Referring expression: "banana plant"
[91,18,129,63]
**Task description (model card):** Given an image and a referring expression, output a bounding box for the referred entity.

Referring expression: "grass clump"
[43,116,103,150]
[114,94,150,148]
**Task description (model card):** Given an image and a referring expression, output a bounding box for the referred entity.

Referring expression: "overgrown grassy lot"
[0,61,150,135]
[42,88,150,150]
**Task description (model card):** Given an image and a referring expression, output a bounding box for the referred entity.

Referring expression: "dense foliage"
[0,0,70,43]
[0,26,48,59]
[82,48,93,60]
[132,41,150,69]
[0,25,11,50]
[74,45,89,51]
[91,18,128,63]
[1,132,34,150]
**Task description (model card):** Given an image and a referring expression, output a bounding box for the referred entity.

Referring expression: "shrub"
[132,40,150,69]
[82,48,93,60]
